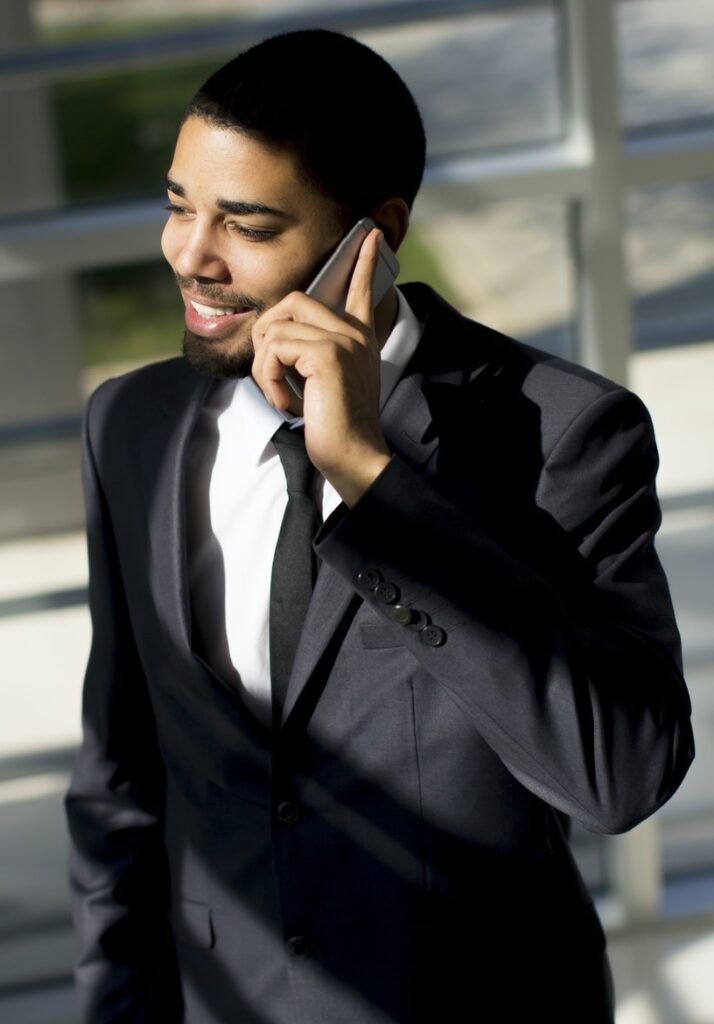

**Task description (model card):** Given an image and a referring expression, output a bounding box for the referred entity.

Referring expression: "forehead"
[169,115,314,210]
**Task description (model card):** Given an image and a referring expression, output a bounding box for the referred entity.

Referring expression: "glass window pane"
[0,766,77,993]
[626,179,714,353]
[409,196,575,358]
[626,175,714,891]
[0,529,87,995]
[635,401,714,892]
[18,4,562,211]
[34,0,233,41]
[50,61,217,206]
[78,260,182,375]
[618,0,714,133]
[358,6,561,161]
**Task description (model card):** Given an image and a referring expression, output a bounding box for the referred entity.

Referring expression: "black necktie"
[269,423,321,729]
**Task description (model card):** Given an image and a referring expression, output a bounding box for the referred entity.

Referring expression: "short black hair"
[184,29,426,217]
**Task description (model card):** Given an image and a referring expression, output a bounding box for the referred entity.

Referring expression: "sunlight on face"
[161,116,347,378]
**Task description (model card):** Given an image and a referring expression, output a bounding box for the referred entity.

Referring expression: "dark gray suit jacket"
[65,283,694,1023]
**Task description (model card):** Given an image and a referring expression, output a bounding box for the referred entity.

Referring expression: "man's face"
[161,115,347,378]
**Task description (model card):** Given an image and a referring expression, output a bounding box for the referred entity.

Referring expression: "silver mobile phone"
[283,217,399,400]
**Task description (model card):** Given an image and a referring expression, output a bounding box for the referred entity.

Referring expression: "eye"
[164,201,191,217]
[227,223,275,241]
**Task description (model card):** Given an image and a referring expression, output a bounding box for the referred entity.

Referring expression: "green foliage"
[41,16,220,45]
[80,261,182,365]
[397,227,458,307]
[50,61,217,204]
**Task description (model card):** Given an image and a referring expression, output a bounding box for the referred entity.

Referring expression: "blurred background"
[1,1,713,1021]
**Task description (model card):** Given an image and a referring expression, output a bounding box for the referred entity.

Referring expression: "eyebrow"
[166,177,291,219]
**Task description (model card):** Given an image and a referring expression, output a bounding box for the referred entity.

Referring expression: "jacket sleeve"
[64,388,181,1023]
[314,386,694,834]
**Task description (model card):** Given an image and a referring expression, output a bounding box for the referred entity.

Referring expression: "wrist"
[329,449,391,508]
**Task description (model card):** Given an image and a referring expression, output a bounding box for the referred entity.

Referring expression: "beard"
[175,272,267,379]
[175,240,336,380]
[182,325,257,380]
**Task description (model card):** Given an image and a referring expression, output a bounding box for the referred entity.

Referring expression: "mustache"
[173,273,267,313]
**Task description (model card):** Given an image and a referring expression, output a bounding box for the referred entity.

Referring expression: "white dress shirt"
[186,287,423,728]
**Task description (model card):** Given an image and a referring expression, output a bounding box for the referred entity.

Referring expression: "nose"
[170,220,229,282]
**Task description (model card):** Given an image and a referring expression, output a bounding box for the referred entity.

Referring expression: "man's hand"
[251,228,392,507]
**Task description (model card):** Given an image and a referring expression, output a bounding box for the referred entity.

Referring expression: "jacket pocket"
[170,898,215,949]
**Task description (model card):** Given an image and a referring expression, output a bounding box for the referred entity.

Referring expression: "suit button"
[375,581,400,605]
[420,624,446,647]
[276,800,300,824]
[287,935,310,958]
[407,609,430,631]
[388,604,413,626]
[357,567,383,590]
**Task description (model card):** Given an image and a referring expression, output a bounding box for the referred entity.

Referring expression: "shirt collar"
[212,285,423,468]
[377,285,424,411]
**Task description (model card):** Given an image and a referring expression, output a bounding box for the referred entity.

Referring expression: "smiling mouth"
[182,293,259,341]
[189,299,251,318]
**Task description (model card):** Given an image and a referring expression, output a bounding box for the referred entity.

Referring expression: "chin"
[181,330,255,380]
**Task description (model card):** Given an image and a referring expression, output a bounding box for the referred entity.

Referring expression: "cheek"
[245,246,311,299]
[271,237,328,294]
[160,221,177,267]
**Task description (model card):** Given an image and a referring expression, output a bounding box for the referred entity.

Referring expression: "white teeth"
[190,300,239,318]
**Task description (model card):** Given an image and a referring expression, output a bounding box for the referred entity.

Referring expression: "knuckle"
[264,319,289,345]
[264,319,279,341]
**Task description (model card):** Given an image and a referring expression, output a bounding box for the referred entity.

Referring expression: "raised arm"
[314,385,694,834]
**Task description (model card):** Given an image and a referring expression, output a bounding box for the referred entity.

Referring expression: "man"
[65,28,694,1024]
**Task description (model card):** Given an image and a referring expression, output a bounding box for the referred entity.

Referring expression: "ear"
[369,197,410,253]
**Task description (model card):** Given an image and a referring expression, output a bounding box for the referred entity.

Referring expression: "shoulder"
[400,281,649,458]
[85,356,207,436]
[82,356,216,478]
[87,356,194,418]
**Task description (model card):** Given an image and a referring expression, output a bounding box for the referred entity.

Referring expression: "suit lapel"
[139,367,220,656]
[139,359,437,731]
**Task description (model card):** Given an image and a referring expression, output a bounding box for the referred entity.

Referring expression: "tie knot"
[271,424,316,495]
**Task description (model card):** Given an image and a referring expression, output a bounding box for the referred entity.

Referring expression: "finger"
[252,336,306,411]
[344,228,381,330]
[253,334,335,411]
[252,319,346,403]
[255,319,341,351]
[253,290,355,346]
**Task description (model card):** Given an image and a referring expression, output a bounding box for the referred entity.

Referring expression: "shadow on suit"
[65,284,692,1023]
